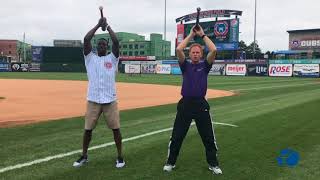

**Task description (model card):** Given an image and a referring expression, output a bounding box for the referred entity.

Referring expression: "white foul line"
[214,122,238,127]
[0,122,237,174]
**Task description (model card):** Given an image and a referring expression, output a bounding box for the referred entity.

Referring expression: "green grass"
[0,72,88,81]
[0,72,320,180]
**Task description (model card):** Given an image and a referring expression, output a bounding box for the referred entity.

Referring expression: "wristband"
[201,34,207,39]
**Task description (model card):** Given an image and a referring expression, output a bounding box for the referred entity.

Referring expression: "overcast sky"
[1,0,319,54]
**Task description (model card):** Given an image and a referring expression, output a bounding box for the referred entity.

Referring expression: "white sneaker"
[163,164,175,172]
[73,156,88,167]
[116,159,126,168]
[209,166,223,175]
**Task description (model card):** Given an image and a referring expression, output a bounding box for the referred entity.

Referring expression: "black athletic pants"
[166,97,219,167]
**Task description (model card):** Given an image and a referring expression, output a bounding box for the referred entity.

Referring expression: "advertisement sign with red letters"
[268,64,293,77]
[226,64,246,76]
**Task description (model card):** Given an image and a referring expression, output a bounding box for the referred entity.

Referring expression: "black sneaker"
[73,155,88,167]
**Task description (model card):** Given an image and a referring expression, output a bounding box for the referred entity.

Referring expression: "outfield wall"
[1,59,320,78]
[120,59,320,78]
[0,62,10,72]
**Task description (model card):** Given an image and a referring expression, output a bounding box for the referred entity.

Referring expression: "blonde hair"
[189,43,203,55]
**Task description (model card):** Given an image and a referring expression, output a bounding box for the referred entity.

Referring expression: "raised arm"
[176,27,196,64]
[83,18,106,56]
[107,24,119,58]
[194,25,217,64]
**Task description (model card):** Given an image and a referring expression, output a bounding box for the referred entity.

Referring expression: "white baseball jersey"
[84,52,119,104]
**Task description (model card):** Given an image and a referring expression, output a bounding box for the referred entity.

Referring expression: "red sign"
[226,64,246,76]
[228,66,244,72]
[120,56,148,61]
[177,24,185,46]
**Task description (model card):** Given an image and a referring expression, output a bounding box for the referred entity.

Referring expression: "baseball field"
[0,72,319,180]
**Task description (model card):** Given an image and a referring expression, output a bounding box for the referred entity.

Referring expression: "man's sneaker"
[209,166,223,175]
[115,158,126,168]
[73,155,88,167]
[163,164,175,172]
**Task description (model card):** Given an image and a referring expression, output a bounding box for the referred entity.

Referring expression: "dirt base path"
[0,79,234,127]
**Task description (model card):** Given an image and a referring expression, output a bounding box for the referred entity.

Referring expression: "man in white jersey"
[73,17,125,168]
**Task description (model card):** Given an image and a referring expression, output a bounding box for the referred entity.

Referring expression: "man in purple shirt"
[163,25,222,175]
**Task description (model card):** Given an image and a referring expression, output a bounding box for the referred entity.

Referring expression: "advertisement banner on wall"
[140,61,157,65]
[146,56,156,60]
[247,64,268,76]
[226,64,246,76]
[156,64,171,74]
[32,46,43,62]
[214,59,267,64]
[11,63,29,72]
[269,59,320,64]
[121,61,141,65]
[215,43,239,51]
[141,64,156,74]
[293,64,319,77]
[171,64,182,75]
[268,64,293,77]
[120,56,147,61]
[29,63,41,72]
[120,56,156,61]
[229,18,240,42]
[161,60,179,64]
[0,63,10,72]
[125,64,140,74]
[209,64,225,75]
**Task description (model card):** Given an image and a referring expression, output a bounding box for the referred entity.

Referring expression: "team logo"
[12,63,20,70]
[214,21,229,36]
[104,62,112,69]
[276,148,300,167]
[291,40,300,48]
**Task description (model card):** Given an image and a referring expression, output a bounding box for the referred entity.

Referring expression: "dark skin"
[82,17,123,160]
[84,17,119,57]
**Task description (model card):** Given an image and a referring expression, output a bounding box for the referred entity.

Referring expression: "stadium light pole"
[164,0,167,41]
[23,32,26,62]
[253,0,257,59]
[164,0,167,59]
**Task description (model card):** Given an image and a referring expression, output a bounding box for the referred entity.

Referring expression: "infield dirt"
[0,79,234,127]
